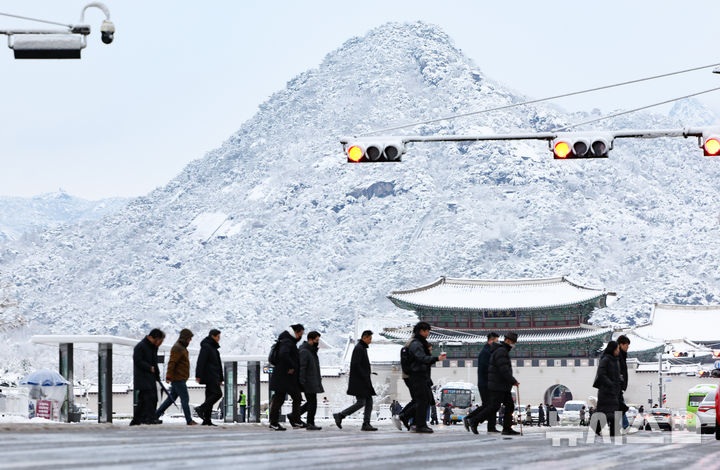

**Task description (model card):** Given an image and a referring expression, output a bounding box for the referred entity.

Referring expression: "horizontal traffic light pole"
[341,126,720,160]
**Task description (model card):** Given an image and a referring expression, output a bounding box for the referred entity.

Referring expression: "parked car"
[560,400,587,425]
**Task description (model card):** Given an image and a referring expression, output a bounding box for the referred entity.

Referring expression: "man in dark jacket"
[468,332,520,435]
[538,403,545,426]
[334,330,378,431]
[194,329,223,426]
[405,322,446,433]
[617,335,631,429]
[268,324,304,431]
[155,328,196,425]
[298,330,324,430]
[130,328,165,426]
[463,332,499,432]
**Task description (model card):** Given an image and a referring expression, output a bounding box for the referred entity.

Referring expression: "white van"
[561,400,588,424]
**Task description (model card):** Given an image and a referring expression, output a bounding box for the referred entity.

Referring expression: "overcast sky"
[1,1,719,199]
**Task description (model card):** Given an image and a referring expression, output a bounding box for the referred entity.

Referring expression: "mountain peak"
[668,98,718,126]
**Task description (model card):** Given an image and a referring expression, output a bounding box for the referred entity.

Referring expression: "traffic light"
[344,140,405,163]
[671,351,689,358]
[662,394,667,404]
[551,133,612,159]
[701,132,720,156]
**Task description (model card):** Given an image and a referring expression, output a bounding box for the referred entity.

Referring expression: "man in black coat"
[468,332,520,435]
[463,332,499,432]
[334,330,378,431]
[268,324,304,431]
[130,328,165,426]
[617,335,631,429]
[194,329,224,426]
[405,322,446,433]
[299,330,324,430]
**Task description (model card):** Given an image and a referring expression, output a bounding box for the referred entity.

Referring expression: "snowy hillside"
[0,190,128,241]
[2,22,720,374]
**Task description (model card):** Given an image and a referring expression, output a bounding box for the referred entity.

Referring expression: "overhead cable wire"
[360,62,720,136]
[551,85,720,132]
[0,11,71,28]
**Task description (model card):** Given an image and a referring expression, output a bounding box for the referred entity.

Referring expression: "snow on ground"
[0,422,716,469]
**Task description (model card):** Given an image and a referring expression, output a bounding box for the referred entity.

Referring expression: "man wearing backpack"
[404,322,446,433]
[268,324,304,431]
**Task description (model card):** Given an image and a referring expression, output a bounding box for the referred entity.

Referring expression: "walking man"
[463,332,499,432]
[237,390,247,423]
[194,329,224,426]
[538,403,545,427]
[131,328,165,426]
[268,324,305,431]
[299,330,324,430]
[155,328,197,425]
[406,322,446,433]
[468,332,520,435]
[334,330,378,431]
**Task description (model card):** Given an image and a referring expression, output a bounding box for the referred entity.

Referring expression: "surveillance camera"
[100,20,115,44]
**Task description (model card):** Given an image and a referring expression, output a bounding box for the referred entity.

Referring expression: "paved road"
[1,421,719,469]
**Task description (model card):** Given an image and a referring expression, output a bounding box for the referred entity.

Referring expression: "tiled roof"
[388,276,610,312]
[382,325,611,344]
[634,304,720,344]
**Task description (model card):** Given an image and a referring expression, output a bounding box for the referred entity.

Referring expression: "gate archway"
[544,384,573,408]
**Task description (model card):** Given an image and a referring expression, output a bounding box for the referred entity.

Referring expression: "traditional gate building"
[384,276,615,359]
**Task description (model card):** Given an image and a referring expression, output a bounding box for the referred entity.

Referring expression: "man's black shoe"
[333,413,343,429]
[487,428,501,433]
[470,421,479,435]
[400,414,410,430]
[147,419,163,425]
[306,424,322,430]
[463,417,470,432]
[269,423,286,431]
[361,424,378,431]
[412,426,434,433]
[502,428,521,436]
[287,414,306,428]
[201,421,217,426]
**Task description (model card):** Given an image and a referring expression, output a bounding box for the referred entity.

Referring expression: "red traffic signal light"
[347,145,364,162]
[553,141,571,159]
[703,137,720,156]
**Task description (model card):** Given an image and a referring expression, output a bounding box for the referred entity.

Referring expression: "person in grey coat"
[298,331,324,430]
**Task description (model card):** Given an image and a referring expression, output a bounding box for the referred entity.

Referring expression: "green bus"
[687,383,718,430]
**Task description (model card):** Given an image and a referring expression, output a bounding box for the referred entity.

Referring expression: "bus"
[687,383,718,430]
[438,382,480,424]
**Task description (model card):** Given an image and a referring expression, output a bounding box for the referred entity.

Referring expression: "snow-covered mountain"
[0,190,128,241]
[2,22,720,374]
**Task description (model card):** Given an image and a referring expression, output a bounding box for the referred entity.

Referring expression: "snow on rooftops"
[611,331,664,353]
[382,325,611,344]
[634,304,720,343]
[388,276,610,311]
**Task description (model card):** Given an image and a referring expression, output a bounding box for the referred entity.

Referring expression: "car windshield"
[440,389,472,408]
[689,394,708,407]
[564,403,583,411]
